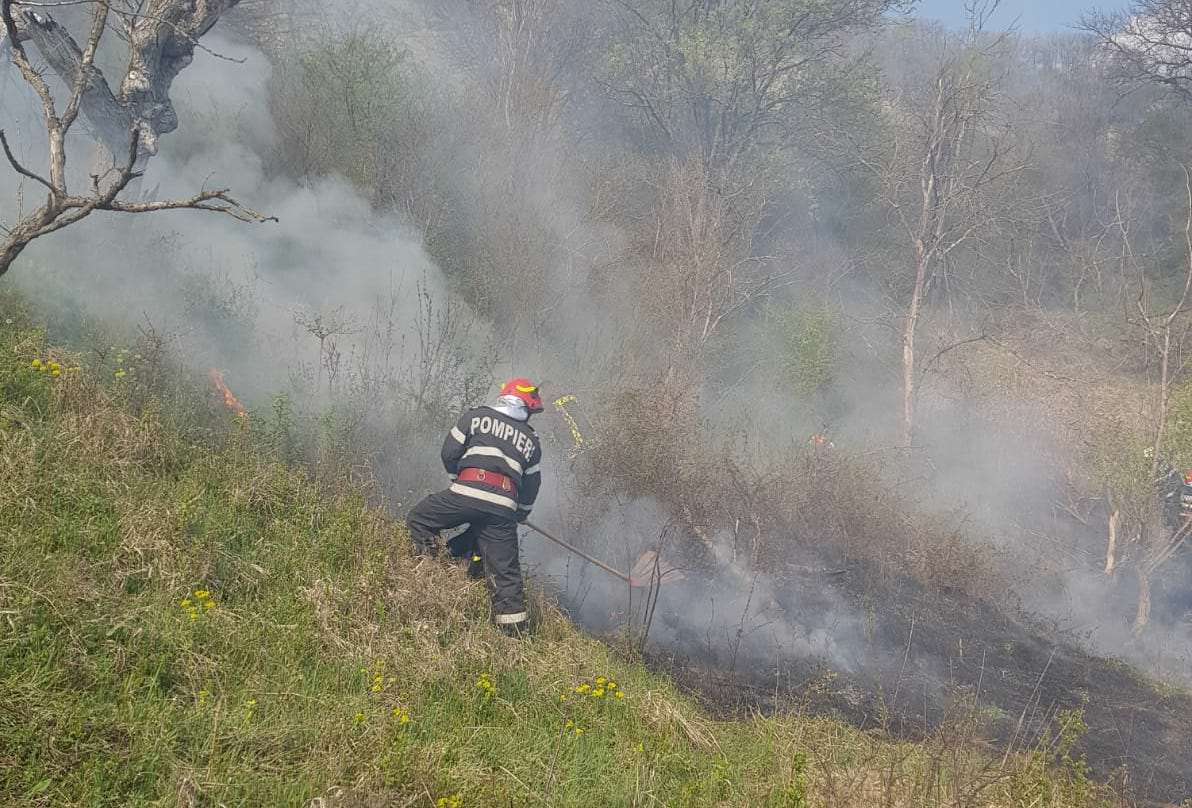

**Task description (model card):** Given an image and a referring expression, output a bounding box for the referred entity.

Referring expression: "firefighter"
[406,377,544,636]
[1179,469,1192,528]
[1153,454,1181,531]
[1149,450,1192,532]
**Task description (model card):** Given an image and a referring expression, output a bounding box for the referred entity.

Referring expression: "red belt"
[457,467,516,493]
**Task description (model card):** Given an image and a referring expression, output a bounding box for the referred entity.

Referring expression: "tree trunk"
[16,8,132,159]
[1133,564,1151,636]
[0,203,55,278]
[1105,508,1119,576]
[0,238,30,275]
[901,242,930,447]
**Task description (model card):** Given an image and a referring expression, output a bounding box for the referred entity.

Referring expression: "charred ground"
[608,554,1192,804]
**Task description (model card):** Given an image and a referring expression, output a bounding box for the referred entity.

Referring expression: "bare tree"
[598,0,909,170]
[1082,0,1192,100]
[848,4,1026,446]
[0,0,272,276]
[1117,168,1192,633]
[639,158,787,391]
[1078,0,1192,631]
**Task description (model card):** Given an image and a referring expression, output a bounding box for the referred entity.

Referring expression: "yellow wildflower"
[574,728,584,736]
[565,720,574,729]
[353,712,366,724]
[48,362,60,372]
[194,590,211,600]
[400,713,411,724]
[180,599,193,609]
[615,691,625,699]
[607,682,617,689]
[30,359,41,369]
[592,689,604,698]
[51,369,61,378]
[115,370,127,379]
[574,684,590,694]
[202,600,215,611]
[559,694,568,702]
[596,676,607,686]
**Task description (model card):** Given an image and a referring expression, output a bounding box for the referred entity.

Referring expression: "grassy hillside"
[0,310,1121,807]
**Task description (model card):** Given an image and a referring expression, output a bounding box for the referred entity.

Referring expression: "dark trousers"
[406,489,528,627]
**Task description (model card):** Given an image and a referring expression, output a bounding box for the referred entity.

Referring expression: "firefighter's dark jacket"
[441,406,542,517]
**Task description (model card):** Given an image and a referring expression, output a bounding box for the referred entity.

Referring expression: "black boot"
[411,538,440,559]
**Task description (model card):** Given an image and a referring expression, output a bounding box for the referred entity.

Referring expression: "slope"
[0,306,1119,807]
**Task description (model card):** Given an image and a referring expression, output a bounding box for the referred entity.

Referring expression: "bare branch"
[93,189,277,222]
[0,0,263,278]
[60,0,110,135]
[2,1,61,134]
[0,128,54,193]
[16,6,132,158]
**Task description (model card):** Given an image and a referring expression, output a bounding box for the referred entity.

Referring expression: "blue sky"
[913,0,1122,31]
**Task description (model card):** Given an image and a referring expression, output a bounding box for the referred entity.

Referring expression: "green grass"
[0,313,1120,807]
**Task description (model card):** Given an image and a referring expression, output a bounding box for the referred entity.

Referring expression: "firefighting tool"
[523,520,680,588]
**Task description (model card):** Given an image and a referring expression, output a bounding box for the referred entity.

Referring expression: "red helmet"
[499,377,544,413]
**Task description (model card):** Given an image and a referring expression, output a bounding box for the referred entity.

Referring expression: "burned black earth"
[546,553,1192,805]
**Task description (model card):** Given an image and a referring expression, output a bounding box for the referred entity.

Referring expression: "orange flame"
[208,368,247,418]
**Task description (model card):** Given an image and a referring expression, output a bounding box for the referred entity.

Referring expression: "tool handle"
[523,519,634,585]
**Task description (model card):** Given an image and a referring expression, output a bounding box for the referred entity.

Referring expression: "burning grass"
[0,307,1128,807]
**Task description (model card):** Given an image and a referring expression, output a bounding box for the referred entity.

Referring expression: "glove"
[516,510,529,524]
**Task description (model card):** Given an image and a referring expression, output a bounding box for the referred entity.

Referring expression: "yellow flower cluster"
[391,706,412,724]
[180,589,216,621]
[558,675,627,739]
[244,698,258,721]
[112,347,143,380]
[361,660,394,694]
[569,676,623,700]
[435,795,463,808]
[353,711,366,724]
[30,358,77,378]
[476,672,496,699]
